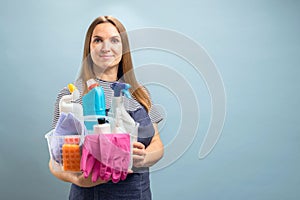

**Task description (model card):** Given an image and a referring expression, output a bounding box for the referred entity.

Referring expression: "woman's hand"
[132,142,147,168]
[74,173,108,188]
[132,124,164,168]
[48,159,107,188]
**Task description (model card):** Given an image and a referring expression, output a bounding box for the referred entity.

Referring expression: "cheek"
[114,45,123,57]
[89,45,99,63]
[89,48,96,58]
[90,43,99,52]
[115,50,122,64]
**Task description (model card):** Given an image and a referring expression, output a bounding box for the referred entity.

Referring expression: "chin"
[95,63,116,69]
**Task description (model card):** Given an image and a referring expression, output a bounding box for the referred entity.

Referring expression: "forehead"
[92,23,120,38]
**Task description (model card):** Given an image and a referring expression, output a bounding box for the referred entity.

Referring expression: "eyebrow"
[92,35,121,39]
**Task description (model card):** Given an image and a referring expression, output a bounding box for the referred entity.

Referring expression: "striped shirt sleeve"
[51,87,70,129]
[149,104,163,124]
[141,86,163,124]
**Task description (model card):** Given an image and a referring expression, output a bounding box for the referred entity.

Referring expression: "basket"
[45,130,84,172]
[45,117,139,172]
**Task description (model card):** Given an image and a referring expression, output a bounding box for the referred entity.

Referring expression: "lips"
[99,55,114,58]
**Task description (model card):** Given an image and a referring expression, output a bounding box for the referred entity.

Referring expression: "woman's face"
[90,23,122,71]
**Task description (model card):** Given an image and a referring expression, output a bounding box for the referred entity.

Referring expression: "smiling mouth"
[99,55,114,58]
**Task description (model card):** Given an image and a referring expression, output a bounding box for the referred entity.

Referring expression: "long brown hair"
[79,16,151,112]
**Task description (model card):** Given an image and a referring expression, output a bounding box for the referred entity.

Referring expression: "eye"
[93,38,102,43]
[111,38,120,44]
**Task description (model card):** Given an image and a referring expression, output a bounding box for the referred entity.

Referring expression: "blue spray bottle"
[82,79,106,131]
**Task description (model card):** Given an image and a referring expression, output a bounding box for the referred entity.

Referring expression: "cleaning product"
[62,143,81,171]
[82,79,106,131]
[59,83,83,123]
[51,112,85,163]
[82,79,106,116]
[108,82,139,170]
[93,117,111,134]
[81,133,130,183]
[108,82,137,134]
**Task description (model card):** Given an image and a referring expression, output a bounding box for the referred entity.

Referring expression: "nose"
[100,40,111,52]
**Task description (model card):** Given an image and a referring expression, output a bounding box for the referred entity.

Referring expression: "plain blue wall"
[1,0,299,199]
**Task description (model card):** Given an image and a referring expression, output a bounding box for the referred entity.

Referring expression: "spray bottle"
[108,82,136,133]
[59,83,83,123]
[82,79,106,131]
[108,82,139,170]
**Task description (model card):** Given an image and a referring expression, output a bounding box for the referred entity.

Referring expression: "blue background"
[0,0,299,199]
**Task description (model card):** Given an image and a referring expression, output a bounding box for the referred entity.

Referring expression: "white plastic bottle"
[108,82,139,170]
[93,117,111,134]
[108,82,137,134]
[59,84,83,123]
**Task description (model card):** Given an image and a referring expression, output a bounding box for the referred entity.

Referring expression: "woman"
[49,16,164,200]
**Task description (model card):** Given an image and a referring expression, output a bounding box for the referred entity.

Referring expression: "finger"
[91,161,100,182]
[132,148,146,156]
[99,162,107,180]
[103,166,112,181]
[133,142,145,149]
[133,154,145,162]
[112,167,121,183]
[84,154,95,178]
[133,160,144,168]
[80,146,89,171]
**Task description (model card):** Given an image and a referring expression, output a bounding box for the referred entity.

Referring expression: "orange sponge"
[62,144,81,171]
[64,137,80,144]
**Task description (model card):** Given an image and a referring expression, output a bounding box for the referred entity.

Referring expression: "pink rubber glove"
[112,134,131,182]
[81,146,96,178]
[99,162,112,182]
[81,134,130,183]
[80,135,101,179]
[98,133,130,183]
[91,160,101,182]
[98,134,114,181]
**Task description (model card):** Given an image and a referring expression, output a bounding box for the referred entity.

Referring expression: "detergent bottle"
[59,83,83,123]
[82,79,106,131]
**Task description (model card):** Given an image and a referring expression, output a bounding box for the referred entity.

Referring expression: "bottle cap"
[67,83,76,93]
[87,79,99,90]
[97,117,106,125]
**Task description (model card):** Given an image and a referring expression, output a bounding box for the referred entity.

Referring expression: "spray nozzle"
[111,82,131,98]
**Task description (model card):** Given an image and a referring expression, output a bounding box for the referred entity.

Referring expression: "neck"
[93,64,118,82]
